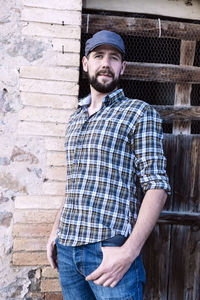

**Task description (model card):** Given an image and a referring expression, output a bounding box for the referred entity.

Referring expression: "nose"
[101,55,110,68]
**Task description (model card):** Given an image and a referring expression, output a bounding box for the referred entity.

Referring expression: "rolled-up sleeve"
[132,105,171,194]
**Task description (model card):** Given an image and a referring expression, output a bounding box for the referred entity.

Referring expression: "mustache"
[96,70,114,78]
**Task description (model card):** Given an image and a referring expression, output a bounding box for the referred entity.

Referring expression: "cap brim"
[86,42,124,56]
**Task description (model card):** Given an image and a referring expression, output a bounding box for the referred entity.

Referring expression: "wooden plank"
[159,211,200,225]
[174,41,196,134]
[172,121,191,135]
[163,134,176,211]
[143,224,171,300]
[163,135,200,212]
[180,40,196,66]
[190,137,200,203]
[82,62,200,84]
[168,225,200,300]
[174,83,192,106]
[173,136,200,212]
[83,0,200,21]
[82,14,200,41]
[174,41,195,109]
[155,106,200,121]
[124,62,200,84]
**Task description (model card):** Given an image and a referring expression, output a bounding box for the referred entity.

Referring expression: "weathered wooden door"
[143,135,200,300]
[81,12,200,299]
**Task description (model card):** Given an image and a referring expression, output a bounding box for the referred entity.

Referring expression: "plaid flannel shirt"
[58,89,171,246]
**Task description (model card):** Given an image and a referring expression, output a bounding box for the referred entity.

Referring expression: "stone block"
[21,7,81,26]
[25,292,45,299]
[10,146,39,163]
[0,137,15,157]
[46,152,66,167]
[13,237,48,251]
[14,209,58,224]
[55,53,80,67]
[43,182,65,196]
[18,121,66,137]
[22,23,81,39]
[7,36,48,63]
[52,38,80,53]
[45,293,63,300]
[18,107,71,124]
[41,279,62,292]
[13,223,52,237]
[20,66,79,82]
[13,251,48,266]
[15,196,62,209]
[0,157,10,165]
[0,193,9,204]
[42,267,59,278]
[23,0,82,11]
[45,137,65,151]
[0,172,27,194]
[46,167,67,181]
[21,93,77,110]
[0,211,13,227]
[20,78,79,96]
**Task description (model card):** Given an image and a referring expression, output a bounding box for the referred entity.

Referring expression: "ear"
[120,61,126,75]
[82,56,88,72]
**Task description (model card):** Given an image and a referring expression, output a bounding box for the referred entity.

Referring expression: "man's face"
[82,45,126,94]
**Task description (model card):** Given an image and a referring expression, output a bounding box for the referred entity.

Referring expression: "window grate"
[120,80,175,106]
[191,120,200,134]
[79,10,200,136]
[191,84,200,106]
[122,35,180,65]
[162,122,173,134]
[194,41,200,67]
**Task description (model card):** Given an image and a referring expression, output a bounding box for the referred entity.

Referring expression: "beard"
[88,70,120,93]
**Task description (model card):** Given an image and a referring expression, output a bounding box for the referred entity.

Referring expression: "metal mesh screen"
[191,84,200,106]
[79,10,200,134]
[119,80,175,106]
[194,41,200,67]
[122,35,180,65]
[191,120,200,134]
[192,41,200,106]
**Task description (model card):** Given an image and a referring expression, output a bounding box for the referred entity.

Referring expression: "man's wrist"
[121,239,141,263]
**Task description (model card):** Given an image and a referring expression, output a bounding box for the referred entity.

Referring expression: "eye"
[111,55,120,61]
[94,54,103,59]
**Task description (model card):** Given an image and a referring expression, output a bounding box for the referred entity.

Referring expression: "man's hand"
[47,234,58,270]
[46,197,65,271]
[86,246,135,288]
[86,190,167,288]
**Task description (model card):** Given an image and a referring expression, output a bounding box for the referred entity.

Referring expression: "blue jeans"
[56,238,145,300]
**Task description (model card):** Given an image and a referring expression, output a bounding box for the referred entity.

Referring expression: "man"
[47,30,171,300]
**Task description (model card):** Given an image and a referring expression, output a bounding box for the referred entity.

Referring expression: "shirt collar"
[78,89,125,108]
[78,94,91,107]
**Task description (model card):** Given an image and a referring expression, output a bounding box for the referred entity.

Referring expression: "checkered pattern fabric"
[58,89,170,246]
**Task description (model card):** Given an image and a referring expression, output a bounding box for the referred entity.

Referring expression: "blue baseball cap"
[85,30,125,57]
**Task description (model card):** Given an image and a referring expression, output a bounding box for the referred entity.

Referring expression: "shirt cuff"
[141,178,171,195]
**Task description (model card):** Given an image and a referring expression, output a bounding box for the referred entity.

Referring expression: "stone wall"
[0,0,82,299]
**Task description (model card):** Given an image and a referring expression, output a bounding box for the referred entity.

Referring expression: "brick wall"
[0,0,82,299]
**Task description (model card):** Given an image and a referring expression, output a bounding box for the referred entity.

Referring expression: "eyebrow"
[93,50,121,58]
